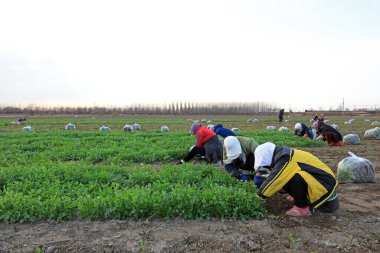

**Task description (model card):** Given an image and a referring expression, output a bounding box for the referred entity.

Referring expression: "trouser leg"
[324,132,333,144]
[183,146,205,162]
[282,173,309,207]
[318,194,339,213]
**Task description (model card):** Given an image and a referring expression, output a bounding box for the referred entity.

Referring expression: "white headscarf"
[295,123,302,130]
[254,142,276,170]
[223,136,246,165]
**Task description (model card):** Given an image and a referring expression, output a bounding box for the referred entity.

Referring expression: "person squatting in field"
[223,136,261,182]
[178,123,223,165]
[313,121,343,147]
[294,123,314,139]
[254,142,339,217]
[212,124,236,138]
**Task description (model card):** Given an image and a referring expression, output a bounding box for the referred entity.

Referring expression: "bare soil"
[1,114,380,252]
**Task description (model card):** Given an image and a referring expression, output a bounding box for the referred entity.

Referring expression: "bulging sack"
[343,134,360,145]
[364,127,380,139]
[337,152,375,183]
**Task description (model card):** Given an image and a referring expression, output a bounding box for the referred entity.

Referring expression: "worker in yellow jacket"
[255,142,339,217]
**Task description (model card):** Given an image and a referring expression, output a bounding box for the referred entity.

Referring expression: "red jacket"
[194,126,216,147]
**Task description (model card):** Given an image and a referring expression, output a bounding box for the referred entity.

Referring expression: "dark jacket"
[294,123,313,138]
[257,146,338,209]
[213,124,236,138]
[317,123,342,142]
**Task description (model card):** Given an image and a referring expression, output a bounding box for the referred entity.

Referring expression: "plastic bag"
[22,125,33,131]
[132,123,142,131]
[65,123,76,130]
[343,134,360,145]
[364,127,380,139]
[278,126,289,132]
[266,126,276,131]
[337,152,375,182]
[123,124,133,132]
[99,126,110,131]
[161,125,169,132]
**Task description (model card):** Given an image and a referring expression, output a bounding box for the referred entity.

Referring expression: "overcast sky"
[0,0,379,111]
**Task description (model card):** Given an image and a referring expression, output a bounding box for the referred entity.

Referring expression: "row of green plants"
[0,129,326,222]
[0,131,325,167]
[0,164,265,222]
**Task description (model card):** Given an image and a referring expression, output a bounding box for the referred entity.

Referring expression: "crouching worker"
[294,123,314,139]
[255,142,339,217]
[223,136,260,183]
[178,123,223,165]
[314,122,343,147]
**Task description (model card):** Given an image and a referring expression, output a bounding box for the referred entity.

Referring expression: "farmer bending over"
[254,142,339,217]
[213,124,236,138]
[313,121,343,147]
[178,123,223,165]
[294,123,314,139]
[223,136,260,183]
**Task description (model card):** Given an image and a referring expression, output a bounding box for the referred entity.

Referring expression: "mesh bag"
[343,134,360,145]
[123,124,133,132]
[22,126,33,131]
[132,123,142,130]
[100,126,110,131]
[364,127,380,139]
[161,125,169,132]
[65,123,76,130]
[337,152,375,182]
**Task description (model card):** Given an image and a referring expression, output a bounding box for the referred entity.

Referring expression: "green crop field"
[3,115,377,222]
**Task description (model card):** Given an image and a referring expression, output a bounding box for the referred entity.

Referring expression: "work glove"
[240,174,249,181]
[253,176,263,188]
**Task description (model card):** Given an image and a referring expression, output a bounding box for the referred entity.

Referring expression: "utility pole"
[342,98,345,112]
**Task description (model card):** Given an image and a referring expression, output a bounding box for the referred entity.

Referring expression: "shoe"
[285,206,311,217]
[286,195,294,202]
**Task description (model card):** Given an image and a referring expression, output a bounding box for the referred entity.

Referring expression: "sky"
[0,0,379,111]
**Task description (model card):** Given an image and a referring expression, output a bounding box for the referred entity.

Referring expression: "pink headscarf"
[312,121,318,129]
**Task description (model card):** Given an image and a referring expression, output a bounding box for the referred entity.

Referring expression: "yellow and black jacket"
[257,146,338,209]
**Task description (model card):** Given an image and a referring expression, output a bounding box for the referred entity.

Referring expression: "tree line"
[0,102,279,115]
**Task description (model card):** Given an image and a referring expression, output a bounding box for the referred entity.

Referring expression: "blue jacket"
[213,124,236,138]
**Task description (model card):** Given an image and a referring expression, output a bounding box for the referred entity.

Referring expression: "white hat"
[294,123,302,130]
[224,136,242,160]
[254,142,276,170]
